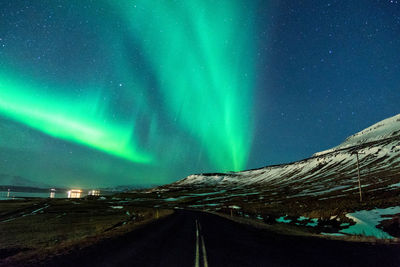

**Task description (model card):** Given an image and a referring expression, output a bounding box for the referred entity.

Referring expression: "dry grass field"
[0,197,172,265]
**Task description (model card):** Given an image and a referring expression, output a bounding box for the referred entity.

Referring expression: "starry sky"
[0,0,399,188]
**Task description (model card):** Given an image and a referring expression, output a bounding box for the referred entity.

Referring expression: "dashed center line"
[200,234,209,267]
[194,219,209,267]
[195,220,200,267]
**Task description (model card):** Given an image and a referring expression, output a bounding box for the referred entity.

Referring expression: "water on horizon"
[0,190,69,200]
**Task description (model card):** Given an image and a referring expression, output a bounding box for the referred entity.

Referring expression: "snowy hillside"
[147,114,400,240]
[170,114,400,197]
[314,114,400,156]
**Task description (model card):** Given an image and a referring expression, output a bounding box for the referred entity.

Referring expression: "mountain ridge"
[314,114,400,156]
[0,173,50,188]
[120,114,400,240]
[170,113,400,188]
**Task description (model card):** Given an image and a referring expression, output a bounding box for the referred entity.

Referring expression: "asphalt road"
[44,210,399,267]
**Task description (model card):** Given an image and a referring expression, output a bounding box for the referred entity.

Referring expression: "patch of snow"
[0,217,18,223]
[188,190,226,196]
[0,204,50,223]
[228,205,241,209]
[31,204,49,214]
[189,203,220,208]
[276,216,291,223]
[311,185,351,196]
[163,196,189,201]
[306,218,318,227]
[318,194,347,200]
[321,232,345,237]
[164,197,178,201]
[110,206,123,209]
[390,182,400,188]
[226,192,259,197]
[340,206,400,239]
[297,216,308,221]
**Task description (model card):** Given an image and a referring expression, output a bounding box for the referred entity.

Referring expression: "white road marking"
[195,220,200,267]
[194,220,209,267]
[200,224,209,267]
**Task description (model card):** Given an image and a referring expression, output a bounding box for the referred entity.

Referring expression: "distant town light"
[49,188,56,198]
[88,190,100,196]
[67,189,82,198]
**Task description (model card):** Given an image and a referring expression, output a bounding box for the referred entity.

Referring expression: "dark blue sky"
[249,0,400,168]
[0,0,399,187]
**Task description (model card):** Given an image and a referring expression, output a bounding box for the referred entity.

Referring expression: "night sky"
[0,0,399,188]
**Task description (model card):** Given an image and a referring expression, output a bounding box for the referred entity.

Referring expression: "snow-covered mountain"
[169,114,400,199]
[0,174,49,188]
[314,114,400,156]
[144,115,400,240]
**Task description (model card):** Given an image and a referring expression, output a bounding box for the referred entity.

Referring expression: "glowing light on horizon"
[67,189,82,198]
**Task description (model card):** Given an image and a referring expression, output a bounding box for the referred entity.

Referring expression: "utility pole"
[353,151,365,202]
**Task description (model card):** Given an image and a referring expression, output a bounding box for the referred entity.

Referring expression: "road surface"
[43,210,399,267]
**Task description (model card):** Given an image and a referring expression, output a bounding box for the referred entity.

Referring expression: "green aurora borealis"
[0,0,257,186]
[115,0,256,171]
[2,1,400,187]
[0,70,153,164]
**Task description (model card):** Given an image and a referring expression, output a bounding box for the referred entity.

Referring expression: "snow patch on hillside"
[340,206,400,239]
